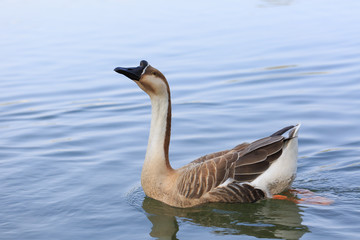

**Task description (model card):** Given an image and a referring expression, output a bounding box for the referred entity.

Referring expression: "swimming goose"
[114,60,300,208]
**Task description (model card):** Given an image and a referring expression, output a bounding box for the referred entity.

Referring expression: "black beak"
[114,60,148,81]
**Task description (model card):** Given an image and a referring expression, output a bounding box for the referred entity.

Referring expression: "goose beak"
[114,60,148,81]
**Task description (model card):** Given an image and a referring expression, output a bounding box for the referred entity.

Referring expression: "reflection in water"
[264,65,298,70]
[260,0,294,7]
[147,213,179,240]
[142,196,309,239]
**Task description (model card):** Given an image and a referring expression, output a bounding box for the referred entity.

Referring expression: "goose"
[114,60,300,208]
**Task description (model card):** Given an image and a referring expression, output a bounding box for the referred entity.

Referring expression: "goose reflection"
[142,195,309,240]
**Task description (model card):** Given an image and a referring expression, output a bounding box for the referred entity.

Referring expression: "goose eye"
[152,72,157,76]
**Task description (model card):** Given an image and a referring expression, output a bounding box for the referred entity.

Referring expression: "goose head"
[114,60,169,98]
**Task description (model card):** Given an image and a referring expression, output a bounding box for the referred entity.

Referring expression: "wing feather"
[207,182,265,203]
[235,161,270,175]
[235,149,268,166]
[176,126,294,200]
[191,149,230,164]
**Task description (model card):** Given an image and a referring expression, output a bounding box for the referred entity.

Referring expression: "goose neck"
[143,94,172,175]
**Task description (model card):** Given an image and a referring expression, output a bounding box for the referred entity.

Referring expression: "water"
[1,0,360,239]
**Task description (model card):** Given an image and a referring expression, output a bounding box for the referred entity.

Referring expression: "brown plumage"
[114,60,300,208]
[176,127,290,203]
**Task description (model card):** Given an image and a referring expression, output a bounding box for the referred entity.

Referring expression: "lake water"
[1,0,360,239]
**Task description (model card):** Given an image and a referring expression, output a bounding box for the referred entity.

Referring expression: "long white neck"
[141,93,172,184]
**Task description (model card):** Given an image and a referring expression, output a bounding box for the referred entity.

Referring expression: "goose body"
[115,60,300,208]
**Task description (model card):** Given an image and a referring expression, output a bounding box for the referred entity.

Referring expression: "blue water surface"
[1,0,360,239]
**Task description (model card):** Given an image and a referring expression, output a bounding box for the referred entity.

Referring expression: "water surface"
[1,0,360,239]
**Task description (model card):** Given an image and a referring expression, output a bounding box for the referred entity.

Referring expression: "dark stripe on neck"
[164,82,172,170]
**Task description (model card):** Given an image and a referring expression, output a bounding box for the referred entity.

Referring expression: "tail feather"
[251,124,300,197]
[270,124,300,138]
[289,124,301,138]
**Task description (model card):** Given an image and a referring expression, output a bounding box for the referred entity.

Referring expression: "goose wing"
[189,142,249,164]
[176,126,294,202]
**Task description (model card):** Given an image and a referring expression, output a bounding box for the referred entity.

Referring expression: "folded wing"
[176,126,293,202]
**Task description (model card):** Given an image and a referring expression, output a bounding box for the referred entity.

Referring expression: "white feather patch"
[142,64,149,75]
[217,178,235,188]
